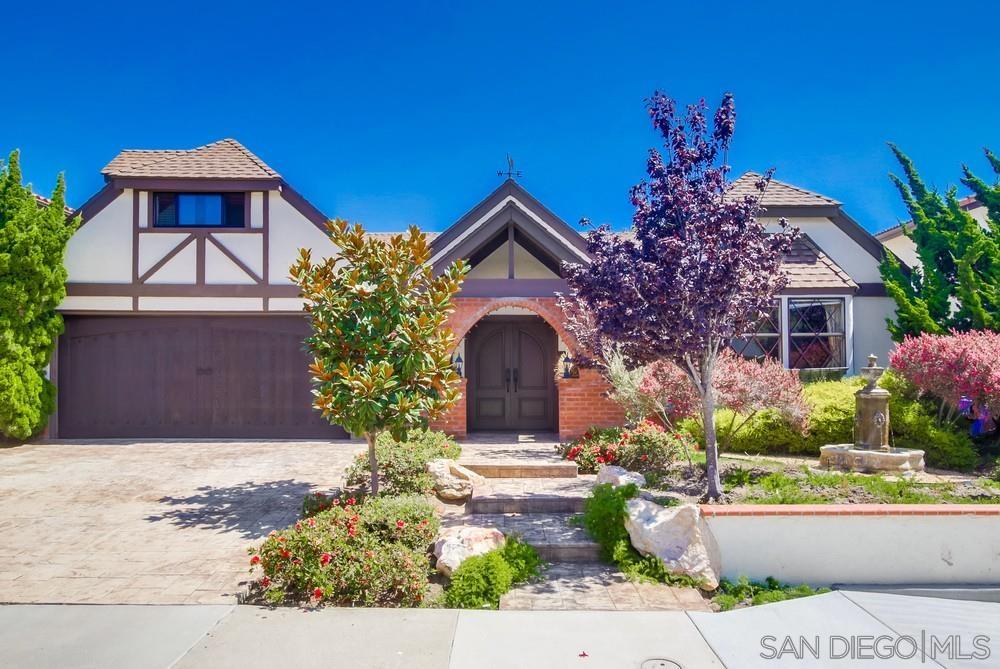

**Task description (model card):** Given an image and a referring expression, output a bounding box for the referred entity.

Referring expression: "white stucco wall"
[65,189,134,283]
[853,296,897,368]
[464,241,559,279]
[268,190,334,285]
[882,234,919,268]
[706,513,1000,586]
[137,297,264,311]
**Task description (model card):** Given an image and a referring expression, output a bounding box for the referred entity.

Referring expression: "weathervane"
[497,154,522,180]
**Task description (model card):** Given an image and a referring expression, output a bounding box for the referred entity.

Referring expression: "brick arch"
[447,297,581,354]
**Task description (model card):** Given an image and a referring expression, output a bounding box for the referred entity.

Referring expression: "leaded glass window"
[788,298,846,369]
[731,301,781,362]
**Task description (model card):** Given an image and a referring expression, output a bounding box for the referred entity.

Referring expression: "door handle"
[513,368,518,393]
[505,368,511,393]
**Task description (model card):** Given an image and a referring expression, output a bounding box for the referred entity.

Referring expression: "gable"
[429,179,589,275]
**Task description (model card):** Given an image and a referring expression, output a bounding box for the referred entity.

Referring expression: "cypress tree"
[0,151,79,439]
[880,145,1000,339]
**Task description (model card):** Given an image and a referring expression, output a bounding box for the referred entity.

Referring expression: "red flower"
[260,576,271,587]
[320,553,332,566]
[250,555,261,565]
[308,518,316,527]
[333,498,341,506]
[313,587,323,600]
[280,549,291,559]
[396,520,406,529]
[347,497,357,506]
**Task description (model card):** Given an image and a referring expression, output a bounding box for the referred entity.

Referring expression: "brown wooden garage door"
[57,316,348,439]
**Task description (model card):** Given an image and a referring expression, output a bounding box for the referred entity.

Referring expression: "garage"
[57,316,348,439]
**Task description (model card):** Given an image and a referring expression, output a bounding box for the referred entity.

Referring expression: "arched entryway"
[465,314,559,431]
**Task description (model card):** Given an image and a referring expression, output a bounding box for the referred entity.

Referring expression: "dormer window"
[154,193,246,228]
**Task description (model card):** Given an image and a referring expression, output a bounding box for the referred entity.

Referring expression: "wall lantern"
[453,354,464,377]
[561,353,578,379]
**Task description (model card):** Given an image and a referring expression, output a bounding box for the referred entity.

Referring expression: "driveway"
[0,440,363,604]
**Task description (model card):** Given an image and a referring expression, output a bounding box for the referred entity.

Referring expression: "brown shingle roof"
[730,172,840,207]
[34,193,75,215]
[102,139,279,180]
[781,234,857,290]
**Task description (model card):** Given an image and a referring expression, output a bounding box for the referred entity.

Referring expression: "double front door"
[466,316,557,431]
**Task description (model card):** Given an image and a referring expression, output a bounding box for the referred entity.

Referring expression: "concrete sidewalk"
[0,592,996,668]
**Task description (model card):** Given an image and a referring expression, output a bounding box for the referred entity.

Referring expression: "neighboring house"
[875,196,988,268]
[55,139,897,441]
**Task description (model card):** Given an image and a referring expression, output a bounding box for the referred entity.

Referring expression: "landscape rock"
[624,500,721,591]
[426,459,486,501]
[596,465,647,488]
[433,526,506,576]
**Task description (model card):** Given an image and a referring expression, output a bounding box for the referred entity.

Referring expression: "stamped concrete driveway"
[0,440,363,605]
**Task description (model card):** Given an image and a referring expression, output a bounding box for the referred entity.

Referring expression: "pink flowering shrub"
[249,494,437,607]
[636,350,807,445]
[890,330,1000,421]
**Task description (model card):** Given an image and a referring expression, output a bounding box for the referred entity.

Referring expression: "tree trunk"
[702,390,723,501]
[366,432,380,496]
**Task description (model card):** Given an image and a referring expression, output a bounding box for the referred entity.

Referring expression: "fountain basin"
[819,444,925,474]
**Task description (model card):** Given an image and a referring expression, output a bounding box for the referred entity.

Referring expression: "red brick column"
[556,367,625,441]
[429,377,468,439]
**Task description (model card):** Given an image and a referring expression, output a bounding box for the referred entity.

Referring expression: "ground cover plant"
[442,537,543,609]
[345,429,461,495]
[713,576,830,611]
[248,494,439,607]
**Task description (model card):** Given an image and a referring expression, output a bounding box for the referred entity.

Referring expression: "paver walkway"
[0,440,364,604]
[500,562,713,611]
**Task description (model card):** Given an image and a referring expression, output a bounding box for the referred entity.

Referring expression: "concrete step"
[463,462,578,479]
[455,513,601,563]
[466,476,594,514]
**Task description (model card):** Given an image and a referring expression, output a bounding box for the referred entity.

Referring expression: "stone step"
[466,476,594,515]
[455,513,601,563]
[462,462,578,479]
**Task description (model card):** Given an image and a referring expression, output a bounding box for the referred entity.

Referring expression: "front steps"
[457,513,601,563]
[465,476,595,514]
[462,462,578,479]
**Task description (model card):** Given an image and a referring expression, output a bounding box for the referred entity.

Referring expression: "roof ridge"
[218,138,279,178]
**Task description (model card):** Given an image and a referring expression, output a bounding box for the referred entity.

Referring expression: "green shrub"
[442,537,542,609]
[800,379,863,451]
[345,429,461,495]
[714,575,829,610]
[248,495,437,607]
[881,371,978,471]
[443,551,513,609]
[499,536,543,583]
[301,488,367,518]
[580,483,704,587]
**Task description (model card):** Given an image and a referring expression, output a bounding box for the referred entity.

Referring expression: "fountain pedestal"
[818,355,925,474]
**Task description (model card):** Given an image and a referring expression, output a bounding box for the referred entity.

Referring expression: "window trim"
[152,192,249,229]
[785,295,851,371]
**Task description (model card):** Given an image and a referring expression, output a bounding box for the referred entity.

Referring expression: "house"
[875,195,988,267]
[55,139,897,441]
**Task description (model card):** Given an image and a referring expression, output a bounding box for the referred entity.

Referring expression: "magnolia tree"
[562,92,798,499]
[290,221,467,494]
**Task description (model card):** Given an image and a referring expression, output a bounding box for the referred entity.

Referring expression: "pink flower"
[320,553,332,566]
[250,555,261,565]
[396,520,406,529]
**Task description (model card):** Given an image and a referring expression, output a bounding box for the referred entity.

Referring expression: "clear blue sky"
[3,1,998,234]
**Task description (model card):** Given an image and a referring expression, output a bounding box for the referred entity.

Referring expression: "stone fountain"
[818,354,925,474]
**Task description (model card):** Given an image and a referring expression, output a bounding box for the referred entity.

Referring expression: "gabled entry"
[466,316,558,431]
[429,179,591,281]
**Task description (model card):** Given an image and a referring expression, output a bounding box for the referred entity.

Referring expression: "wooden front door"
[466,316,557,431]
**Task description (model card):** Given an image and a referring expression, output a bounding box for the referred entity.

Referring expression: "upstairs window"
[154,193,245,228]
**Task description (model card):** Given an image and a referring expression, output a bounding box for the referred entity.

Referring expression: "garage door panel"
[58,316,347,439]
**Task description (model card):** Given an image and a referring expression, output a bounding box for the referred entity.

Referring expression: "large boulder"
[624,500,721,591]
[596,465,647,488]
[433,526,505,576]
[426,459,486,501]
